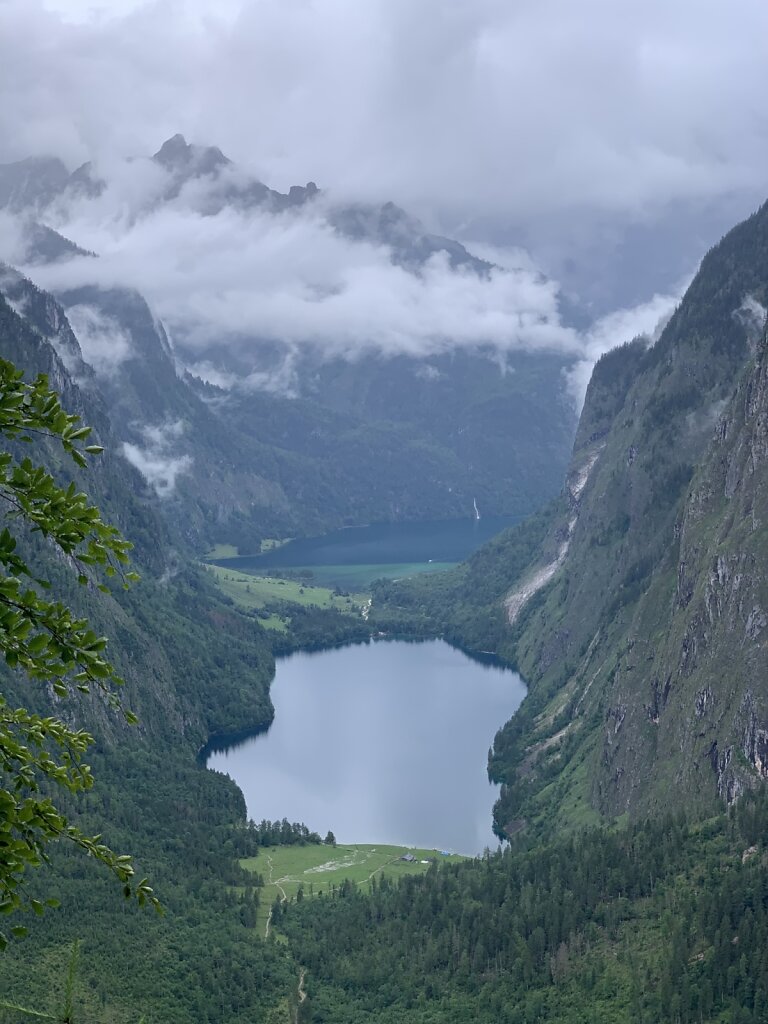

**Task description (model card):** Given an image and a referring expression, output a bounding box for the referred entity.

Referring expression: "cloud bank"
[24,186,683,411]
[5,0,749,407]
[1,0,767,227]
[28,195,583,370]
[565,286,686,407]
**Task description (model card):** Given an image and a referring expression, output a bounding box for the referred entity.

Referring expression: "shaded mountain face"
[0,156,70,212]
[0,155,104,212]
[484,200,768,832]
[18,221,94,264]
[0,138,580,549]
[329,200,494,274]
[150,132,318,211]
[0,134,317,216]
[0,273,279,749]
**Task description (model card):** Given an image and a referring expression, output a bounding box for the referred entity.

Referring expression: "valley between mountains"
[1,138,768,1023]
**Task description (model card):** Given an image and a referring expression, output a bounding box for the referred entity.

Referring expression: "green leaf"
[0,358,156,918]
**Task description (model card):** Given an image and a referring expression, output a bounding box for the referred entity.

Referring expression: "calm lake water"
[207,639,526,855]
[212,515,521,571]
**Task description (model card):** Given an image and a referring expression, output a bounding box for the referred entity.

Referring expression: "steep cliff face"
[490,201,768,832]
[0,279,276,752]
[647,326,768,804]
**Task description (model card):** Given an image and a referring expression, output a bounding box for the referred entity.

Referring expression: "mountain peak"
[153,133,192,166]
[153,134,230,177]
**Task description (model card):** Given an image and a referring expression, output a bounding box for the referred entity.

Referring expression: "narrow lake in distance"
[211,515,522,571]
[207,639,526,855]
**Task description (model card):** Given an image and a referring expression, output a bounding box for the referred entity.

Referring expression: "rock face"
[491,201,768,831]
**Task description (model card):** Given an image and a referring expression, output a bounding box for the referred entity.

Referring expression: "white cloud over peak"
[29,198,583,369]
[65,303,133,377]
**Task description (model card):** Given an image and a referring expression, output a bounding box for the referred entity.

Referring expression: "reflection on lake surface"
[207,639,526,855]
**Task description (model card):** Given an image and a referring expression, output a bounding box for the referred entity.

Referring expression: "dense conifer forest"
[279,794,768,1024]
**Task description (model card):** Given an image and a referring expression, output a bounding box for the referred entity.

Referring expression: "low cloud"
[0,214,29,265]
[1,0,765,344]
[27,196,582,376]
[121,418,191,497]
[8,185,694,411]
[65,303,133,377]
[734,295,768,350]
[2,0,767,226]
[565,287,686,408]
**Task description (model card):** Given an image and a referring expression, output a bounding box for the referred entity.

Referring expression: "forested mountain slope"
[373,200,768,836]
[278,793,768,1024]
[0,275,277,745]
[499,200,768,832]
[0,279,307,1019]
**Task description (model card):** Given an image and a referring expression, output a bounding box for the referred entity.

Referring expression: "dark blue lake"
[211,515,521,571]
[207,639,526,855]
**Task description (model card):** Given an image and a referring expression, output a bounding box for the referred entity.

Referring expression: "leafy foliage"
[0,358,157,939]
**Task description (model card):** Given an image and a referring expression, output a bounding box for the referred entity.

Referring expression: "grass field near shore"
[280,562,457,589]
[242,843,467,934]
[208,560,457,590]
[205,564,367,615]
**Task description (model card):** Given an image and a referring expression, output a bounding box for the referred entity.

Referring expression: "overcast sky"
[2,0,767,403]
[2,0,766,225]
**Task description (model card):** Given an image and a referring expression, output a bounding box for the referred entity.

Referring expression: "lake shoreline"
[207,638,526,855]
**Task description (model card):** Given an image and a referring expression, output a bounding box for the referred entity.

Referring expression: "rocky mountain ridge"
[485,200,768,832]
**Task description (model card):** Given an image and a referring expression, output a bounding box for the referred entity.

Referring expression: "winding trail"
[264,853,288,939]
[263,847,412,937]
[364,852,400,883]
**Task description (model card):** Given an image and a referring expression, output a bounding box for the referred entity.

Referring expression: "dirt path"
[364,854,399,883]
[264,848,407,937]
[291,969,308,1024]
[264,854,288,939]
